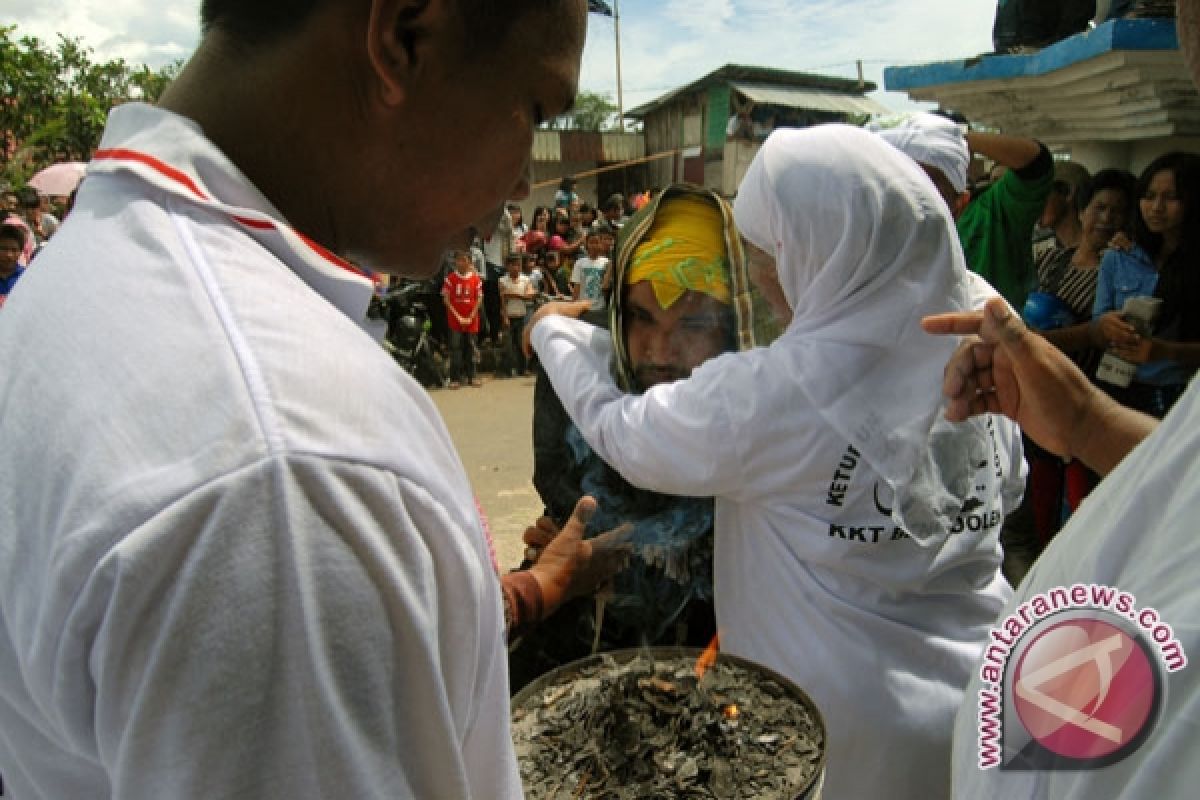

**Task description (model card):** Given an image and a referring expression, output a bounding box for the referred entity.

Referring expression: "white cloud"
[662,0,737,36]
[1,0,199,68]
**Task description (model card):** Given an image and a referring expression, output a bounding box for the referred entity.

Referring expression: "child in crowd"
[441,249,483,388]
[570,229,611,325]
[541,250,567,299]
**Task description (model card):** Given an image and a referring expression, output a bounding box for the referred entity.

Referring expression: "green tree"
[547,90,620,132]
[1,25,182,187]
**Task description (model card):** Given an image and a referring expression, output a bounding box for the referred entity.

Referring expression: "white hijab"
[734,124,988,542]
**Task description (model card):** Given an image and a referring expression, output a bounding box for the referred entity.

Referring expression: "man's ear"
[365,0,442,107]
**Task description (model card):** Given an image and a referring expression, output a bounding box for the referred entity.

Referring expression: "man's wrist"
[503,570,545,635]
[1069,387,1155,475]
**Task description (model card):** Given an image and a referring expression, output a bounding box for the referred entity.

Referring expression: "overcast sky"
[0,0,997,114]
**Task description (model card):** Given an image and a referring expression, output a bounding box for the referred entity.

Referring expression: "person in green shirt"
[875,113,1054,309]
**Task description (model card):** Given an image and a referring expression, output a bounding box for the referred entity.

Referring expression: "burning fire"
[694,634,720,679]
[722,703,740,721]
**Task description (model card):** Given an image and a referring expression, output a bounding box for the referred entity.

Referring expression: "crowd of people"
[0,186,70,306]
[2,0,1200,798]
[388,186,648,386]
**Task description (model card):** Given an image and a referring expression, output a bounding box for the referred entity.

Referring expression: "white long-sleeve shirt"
[532,314,1020,798]
[0,104,520,800]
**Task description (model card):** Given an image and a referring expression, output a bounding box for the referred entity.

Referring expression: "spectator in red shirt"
[442,249,483,388]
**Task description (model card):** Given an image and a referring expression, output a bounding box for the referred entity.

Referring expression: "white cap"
[869,112,969,194]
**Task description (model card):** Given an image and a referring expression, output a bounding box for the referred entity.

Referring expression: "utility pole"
[614,0,625,131]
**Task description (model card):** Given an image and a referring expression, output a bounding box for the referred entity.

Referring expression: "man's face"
[506,258,521,277]
[622,281,731,389]
[1079,188,1129,251]
[454,251,472,273]
[0,237,21,276]
[348,2,585,277]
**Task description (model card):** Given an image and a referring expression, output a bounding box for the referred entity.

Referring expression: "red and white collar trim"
[91,147,366,280]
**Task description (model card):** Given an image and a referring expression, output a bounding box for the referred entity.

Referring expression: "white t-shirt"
[498,272,531,318]
[952,379,1200,799]
[570,255,610,311]
[533,315,1021,800]
[0,103,520,800]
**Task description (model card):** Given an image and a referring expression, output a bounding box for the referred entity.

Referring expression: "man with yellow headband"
[509,185,778,689]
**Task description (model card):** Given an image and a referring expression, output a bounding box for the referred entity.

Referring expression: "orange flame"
[694,634,720,679]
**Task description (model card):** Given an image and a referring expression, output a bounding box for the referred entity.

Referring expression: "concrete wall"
[1059,135,1200,175]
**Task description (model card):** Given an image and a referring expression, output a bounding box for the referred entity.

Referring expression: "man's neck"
[157,28,349,256]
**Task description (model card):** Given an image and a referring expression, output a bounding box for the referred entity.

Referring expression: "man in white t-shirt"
[499,251,533,376]
[570,228,611,319]
[0,1,588,799]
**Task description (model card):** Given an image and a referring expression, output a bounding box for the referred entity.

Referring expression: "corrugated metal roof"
[729,82,891,116]
[627,63,877,119]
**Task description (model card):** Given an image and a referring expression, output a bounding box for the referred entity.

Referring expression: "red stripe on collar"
[91,148,366,279]
[93,148,207,200]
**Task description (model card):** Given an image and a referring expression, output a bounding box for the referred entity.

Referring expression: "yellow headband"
[627,194,730,309]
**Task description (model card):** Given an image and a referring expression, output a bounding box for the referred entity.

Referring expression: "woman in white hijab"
[528,124,1024,799]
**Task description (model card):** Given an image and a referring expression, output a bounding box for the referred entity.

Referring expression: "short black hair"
[1074,168,1136,215]
[200,0,323,42]
[16,187,39,209]
[201,0,560,49]
[0,223,26,248]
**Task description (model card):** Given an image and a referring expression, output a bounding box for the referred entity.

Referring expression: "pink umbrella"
[28,162,88,197]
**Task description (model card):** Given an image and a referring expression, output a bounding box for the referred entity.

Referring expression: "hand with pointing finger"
[921,297,1155,476]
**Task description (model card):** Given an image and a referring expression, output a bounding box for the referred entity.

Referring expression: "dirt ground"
[429,372,544,571]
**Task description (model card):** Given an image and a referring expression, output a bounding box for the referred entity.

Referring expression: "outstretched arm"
[922,298,1156,476]
[526,312,747,496]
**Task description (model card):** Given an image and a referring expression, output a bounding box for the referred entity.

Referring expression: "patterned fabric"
[1034,245,1100,321]
[627,194,730,309]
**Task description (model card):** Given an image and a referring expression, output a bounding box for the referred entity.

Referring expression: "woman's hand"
[1092,311,1139,349]
[1109,336,1156,364]
[1107,231,1134,252]
[522,299,594,357]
